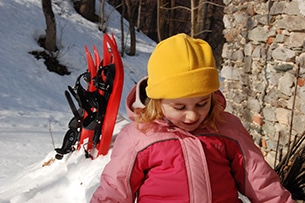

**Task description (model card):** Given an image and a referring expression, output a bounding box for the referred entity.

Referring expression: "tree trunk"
[120,1,125,57]
[42,0,57,54]
[79,0,98,22]
[157,0,161,41]
[190,0,196,37]
[196,0,207,38]
[157,0,167,41]
[168,0,175,36]
[129,20,136,56]
[125,0,137,56]
[99,0,106,31]
[136,0,142,31]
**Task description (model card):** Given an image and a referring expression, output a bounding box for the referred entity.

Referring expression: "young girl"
[90,33,295,203]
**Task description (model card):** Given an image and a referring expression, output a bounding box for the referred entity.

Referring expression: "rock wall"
[221,0,305,166]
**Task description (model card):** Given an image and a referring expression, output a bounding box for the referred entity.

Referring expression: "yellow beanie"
[146,33,220,99]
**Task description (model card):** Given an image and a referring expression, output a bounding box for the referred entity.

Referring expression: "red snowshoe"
[55,33,124,159]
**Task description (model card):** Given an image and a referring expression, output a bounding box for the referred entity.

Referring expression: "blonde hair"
[134,92,225,131]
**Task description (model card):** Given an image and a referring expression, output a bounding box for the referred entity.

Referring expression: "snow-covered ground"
[0,0,154,202]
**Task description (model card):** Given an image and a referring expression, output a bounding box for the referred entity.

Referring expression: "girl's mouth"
[182,120,198,126]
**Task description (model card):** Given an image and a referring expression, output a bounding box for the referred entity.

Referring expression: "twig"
[49,120,55,149]
[274,132,281,168]
[285,63,301,167]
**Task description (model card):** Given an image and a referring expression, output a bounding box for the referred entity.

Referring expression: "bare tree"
[195,0,205,38]
[42,0,57,54]
[157,0,161,41]
[120,2,125,56]
[79,0,98,22]
[168,0,175,36]
[39,0,70,75]
[157,0,167,41]
[190,0,196,37]
[99,0,106,31]
[136,0,142,31]
[124,0,138,56]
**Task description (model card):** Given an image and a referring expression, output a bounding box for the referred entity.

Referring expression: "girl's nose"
[185,110,198,122]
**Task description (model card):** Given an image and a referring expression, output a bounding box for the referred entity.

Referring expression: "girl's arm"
[230,117,295,203]
[90,125,141,203]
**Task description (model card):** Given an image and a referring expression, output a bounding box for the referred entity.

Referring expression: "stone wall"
[221,0,305,166]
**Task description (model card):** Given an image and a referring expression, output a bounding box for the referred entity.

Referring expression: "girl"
[90,33,295,203]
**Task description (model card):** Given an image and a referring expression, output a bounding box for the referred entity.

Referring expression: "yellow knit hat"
[146,33,220,99]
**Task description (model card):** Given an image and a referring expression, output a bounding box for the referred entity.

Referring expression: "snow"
[0,0,153,202]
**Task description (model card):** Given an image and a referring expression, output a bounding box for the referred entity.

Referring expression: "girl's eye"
[173,105,185,111]
[197,101,207,107]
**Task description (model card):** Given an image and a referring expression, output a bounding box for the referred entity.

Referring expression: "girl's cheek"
[172,112,185,121]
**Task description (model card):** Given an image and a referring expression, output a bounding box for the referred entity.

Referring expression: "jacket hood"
[125,77,227,121]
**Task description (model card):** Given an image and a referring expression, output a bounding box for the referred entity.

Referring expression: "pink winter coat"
[90,86,295,203]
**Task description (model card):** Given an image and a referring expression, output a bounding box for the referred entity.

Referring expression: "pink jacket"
[91,86,295,203]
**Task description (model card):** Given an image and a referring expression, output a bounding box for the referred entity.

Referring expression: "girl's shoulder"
[213,111,246,132]
[208,111,253,142]
[116,121,178,150]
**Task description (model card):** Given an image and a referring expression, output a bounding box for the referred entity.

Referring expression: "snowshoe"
[54,33,124,160]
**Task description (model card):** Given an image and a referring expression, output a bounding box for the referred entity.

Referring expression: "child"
[90,33,295,202]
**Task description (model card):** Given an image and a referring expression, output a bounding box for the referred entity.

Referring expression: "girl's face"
[161,94,212,132]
